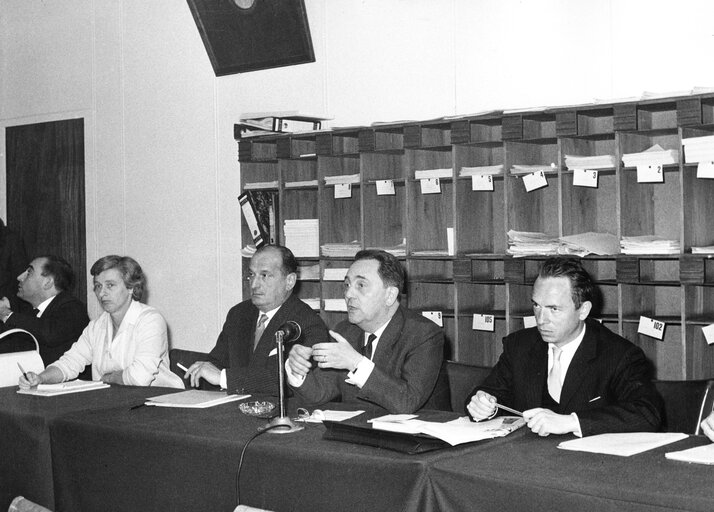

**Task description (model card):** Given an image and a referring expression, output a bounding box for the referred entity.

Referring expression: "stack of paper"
[323,267,349,281]
[621,235,680,255]
[691,246,714,254]
[323,298,347,312]
[565,154,617,170]
[296,263,320,280]
[559,232,620,256]
[411,249,449,256]
[682,135,714,164]
[325,174,360,186]
[665,443,714,464]
[369,239,407,257]
[510,163,556,175]
[300,297,321,310]
[284,219,319,257]
[507,230,560,256]
[414,168,452,180]
[145,390,248,409]
[321,242,361,258]
[243,180,279,190]
[558,432,688,456]
[459,165,504,177]
[622,144,679,167]
[17,380,109,396]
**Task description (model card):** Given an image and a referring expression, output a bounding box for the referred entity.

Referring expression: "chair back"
[653,379,714,434]
[0,329,45,387]
[445,360,492,413]
[168,348,220,390]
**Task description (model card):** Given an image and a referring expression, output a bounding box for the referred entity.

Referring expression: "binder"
[239,192,267,248]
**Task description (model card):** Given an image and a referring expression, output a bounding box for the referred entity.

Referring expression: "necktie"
[363,333,376,360]
[547,345,563,403]
[253,313,268,350]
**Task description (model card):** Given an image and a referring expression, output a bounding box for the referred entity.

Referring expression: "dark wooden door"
[5,118,86,303]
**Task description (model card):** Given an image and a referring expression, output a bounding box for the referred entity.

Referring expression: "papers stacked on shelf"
[284,219,319,257]
[665,443,714,464]
[622,144,679,167]
[285,179,319,188]
[369,240,406,257]
[325,174,360,185]
[414,168,452,180]
[564,154,617,170]
[145,390,249,408]
[323,298,347,312]
[620,235,680,255]
[459,165,504,177]
[243,181,279,190]
[507,230,560,256]
[241,244,257,258]
[323,267,349,281]
[321,242,361,258]
[300,297,321,310]
[559,232,621,256]
[296,263,320,280]
[691,246,714,254]
[558,432,688,456]
[510,163,556,175]
[411,250,449,257]
[369,414,525,446]
[682,135,714,164]
[17,380,109,396]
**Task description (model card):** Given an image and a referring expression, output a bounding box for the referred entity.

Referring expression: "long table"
[0,385,174,510]
[3,384,714,512]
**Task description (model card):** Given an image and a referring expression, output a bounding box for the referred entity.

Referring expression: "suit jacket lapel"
[371,306,404,363]
[526,336,548,406]
[560,324,597,409]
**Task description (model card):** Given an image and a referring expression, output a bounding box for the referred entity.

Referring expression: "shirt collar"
[35,294,58,317]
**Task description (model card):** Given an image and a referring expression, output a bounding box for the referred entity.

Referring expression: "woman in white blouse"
[19,255,182,389]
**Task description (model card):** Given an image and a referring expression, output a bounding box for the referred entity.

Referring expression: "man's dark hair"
[91,255,145,301]
[39,255,75,292]
[538,257,595,309]
[354,249,405,294]
[254,244,298,275]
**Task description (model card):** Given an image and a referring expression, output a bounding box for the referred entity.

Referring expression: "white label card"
[334,183,352,199]
[573,169,599,188]
[523,316,537,328]
[422,311,443,327]
[447,227,455,256]
[696,161,714,179]
[636,164,664,183]
[637,315,665,340]
[420,178,441,194]
[522,171,548,192]
[376,179,396,195]
[702,324,714,345]
[473,314,495,331]
[471,175,494,191]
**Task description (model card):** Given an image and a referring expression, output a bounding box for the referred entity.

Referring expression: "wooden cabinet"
[236,92,714,380]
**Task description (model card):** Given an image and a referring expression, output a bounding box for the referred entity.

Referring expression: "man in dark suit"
[0,255,89,366]
[286,249,448,414]
[467,257,662,437]
[184,245,329,395]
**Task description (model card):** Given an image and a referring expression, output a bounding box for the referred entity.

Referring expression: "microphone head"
[277,321,301,342]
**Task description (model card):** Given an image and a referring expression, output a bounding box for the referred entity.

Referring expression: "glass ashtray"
[239,400,276,418]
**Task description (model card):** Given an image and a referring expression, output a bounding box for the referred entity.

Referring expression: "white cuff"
[572,413,583,437]
[285,359,305,388]
[345,356,374,388]
[220,369,227,390]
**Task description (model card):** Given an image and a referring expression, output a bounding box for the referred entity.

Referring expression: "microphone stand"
[263,330,304,434]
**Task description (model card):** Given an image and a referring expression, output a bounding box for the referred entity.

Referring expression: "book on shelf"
[239,111,331,135]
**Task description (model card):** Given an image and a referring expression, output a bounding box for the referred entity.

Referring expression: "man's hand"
[0,296,12,322]
[701,412,714,442]
[185,361,221,388]
[311,331,363,372]
[467,390,497,421]
[19,371,42,390]
[523,408,578,436]
[287,344,313,378]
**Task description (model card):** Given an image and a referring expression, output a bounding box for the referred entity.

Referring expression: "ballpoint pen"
[496,403,523,417]
[17,362,28,380]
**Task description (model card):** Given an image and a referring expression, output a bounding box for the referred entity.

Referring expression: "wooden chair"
[653,379,714,434]
[444,360,493,414]
[168,348,220,391]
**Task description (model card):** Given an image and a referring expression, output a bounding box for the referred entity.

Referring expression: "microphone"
[275,321,301,342]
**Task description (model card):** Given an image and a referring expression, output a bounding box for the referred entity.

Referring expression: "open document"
[369,415,525,446]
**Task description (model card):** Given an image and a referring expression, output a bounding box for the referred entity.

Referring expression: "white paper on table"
[558,432,688,456]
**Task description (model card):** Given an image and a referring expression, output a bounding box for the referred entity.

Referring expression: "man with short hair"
[287,249,449,414]
[184,244,329,394]
[467,257,663,437]
[0,255,89,365]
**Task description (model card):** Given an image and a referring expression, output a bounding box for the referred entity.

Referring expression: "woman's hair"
[90,255,145,301]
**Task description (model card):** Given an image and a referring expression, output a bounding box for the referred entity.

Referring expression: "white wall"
[1,0,714,351]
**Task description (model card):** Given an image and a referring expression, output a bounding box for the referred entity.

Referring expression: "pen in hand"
[496,403,523,417]
[17,362,28,381]
[177,362,189,377]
